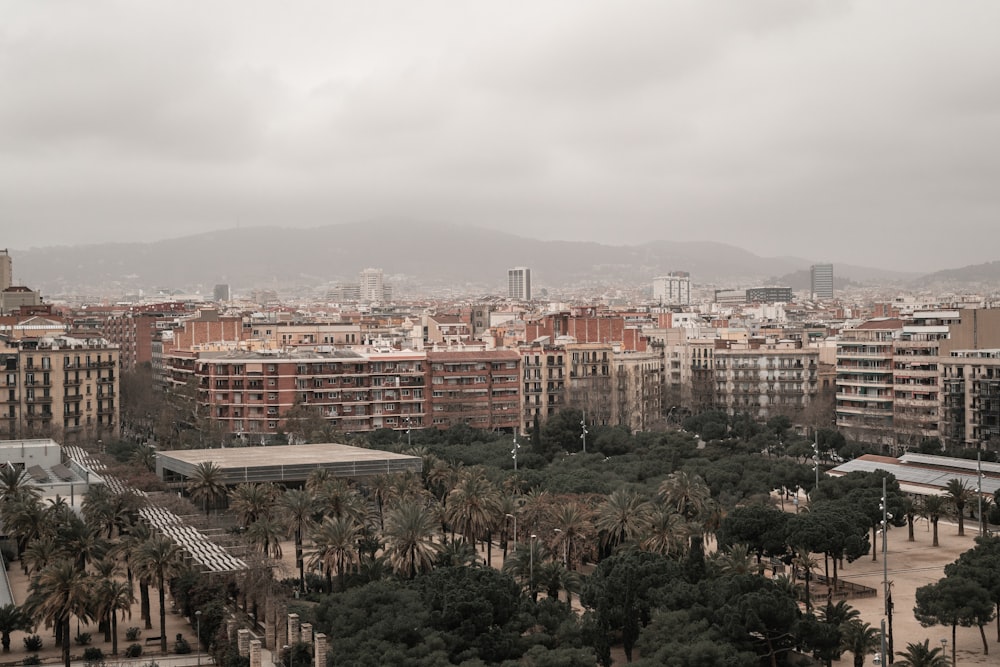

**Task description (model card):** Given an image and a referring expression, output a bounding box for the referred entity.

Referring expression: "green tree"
[894,639,950,667]
[594,489,652,552]
[0,604,31,653]
[914,575,995,663]
[133,535,185,653]
[944,478,972,537]
[278,488,315,592]
[445,470,501,564]
[96,579,134,655]
[308,515,361,592]
[186,461,228,516]
[840,619,882,667]
[718,504,789,568]
[383,503,441,579]
[920,495,948,547]
[25,560,94,667]
[580,549,681,663]
[945,534,1000,641]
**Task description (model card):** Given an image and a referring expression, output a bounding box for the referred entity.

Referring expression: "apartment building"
[520,342,567,433]
[652,272,690,306]
[891,312,960,446]
[710,340,821,419]
[835,319,902,446]
[507,267,531,301]
[941,350,1000,449]
[810,264,834,300]
[427,350,520,431]
[171,348,428,436]
[0,334,119,442]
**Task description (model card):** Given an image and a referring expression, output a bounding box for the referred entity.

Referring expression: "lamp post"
[404,416,412,448]
[941,638,949,666]
[506,513,517,553]
[511,435,520,471]
[195,610,202,666]
[283,645,291,667]
[580,412,588,454]
[812,435,820,491]
[978,450,984,536]
[553,528,567,566]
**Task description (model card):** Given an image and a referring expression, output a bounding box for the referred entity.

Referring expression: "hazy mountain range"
[9,221,993,297]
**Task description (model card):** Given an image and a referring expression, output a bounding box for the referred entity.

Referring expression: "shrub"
[75,631,93,646]
[83,646,105,667]
[125,643,143,658]
[22,656,41,666]
[126,626,142,641]
[22,635,43,651]
[174,636,191,655]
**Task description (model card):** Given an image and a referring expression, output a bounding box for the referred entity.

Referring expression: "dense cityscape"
[1,244,1000,666]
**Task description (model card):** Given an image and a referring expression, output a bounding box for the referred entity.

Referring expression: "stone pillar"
[264,599,276,649]
[276,603,288,649]
[314,633,328,667]
[226,619,238,642]
[249,639,262,667]
[238,629,251,657]
[288,613,301,645]
[300,623,313,645]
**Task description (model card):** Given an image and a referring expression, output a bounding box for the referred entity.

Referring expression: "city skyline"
[4,2,1000,271]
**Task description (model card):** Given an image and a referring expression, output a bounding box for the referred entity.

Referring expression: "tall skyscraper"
[359,268,385,304]
[507,267,531,300]
[810,264,834,300]
[213,284,231,302]
[652,271,691,306]
[0,249,11,291]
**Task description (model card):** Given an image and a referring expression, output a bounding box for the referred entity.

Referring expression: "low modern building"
[155,442,421,487]
[0,438,105,506]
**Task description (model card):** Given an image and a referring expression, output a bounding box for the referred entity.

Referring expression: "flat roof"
[156,443,421,485]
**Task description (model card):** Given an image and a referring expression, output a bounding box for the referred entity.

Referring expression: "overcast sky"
[3,1,999,272]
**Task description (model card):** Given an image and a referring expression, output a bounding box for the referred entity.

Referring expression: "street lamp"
[580,412,588,453]
[195,610,202,666]
[812,435,820,491]
[506,513,517,553]
[553,528,567,566]
[511,435,520,471]
[283,645,291,667]
[941,638,948,665]
[978,450,985,536]
[404,416,412,448]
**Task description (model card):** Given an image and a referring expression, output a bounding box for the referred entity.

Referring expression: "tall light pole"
[978,450,985,536]
[404,416,412,448]
[195,610,202,666]
[812,435,820,492]
[580,412,588,454]
[506,513,517,553]
[553,528,567,566]
[879,477,894,664]
[511,435,520,471]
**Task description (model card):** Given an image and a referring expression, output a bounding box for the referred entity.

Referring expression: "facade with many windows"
[0,334,119,441]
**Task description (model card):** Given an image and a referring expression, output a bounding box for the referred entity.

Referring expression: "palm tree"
[246,515,284,559]
[117,521,153,629]
[819,599,860,627]
[658,471,711,522]
[920,495,948,547]
[57,515,108,570]
[501,537,548,601]
[794,548,820,614]
[308,515,361,592]
[944,478,971,536]
[229,482,278,528]
[715,543,756,576]
[22,534,62,575]
[445,472,501,564]
[841,620,882,667]
[595,489,652,551]
[640,506,688,557]
[96,578,134,655]
[894,639,950,667]
[550,501,593,570]
[26,560,94,667]
[279,488,316,591]
[133,535,184,653]
[383,503,441,578]
[129,444,157,472]
[0,465,38,503]
[1,494,45,563]
[186,461,228,516]
[0,603,30,653]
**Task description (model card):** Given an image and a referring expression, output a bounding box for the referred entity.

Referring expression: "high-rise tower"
[810,264,834,300]
[507,267,531,300]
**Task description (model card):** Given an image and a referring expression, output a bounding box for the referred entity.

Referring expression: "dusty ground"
[831,518,996,665]
[3,563,201,666]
